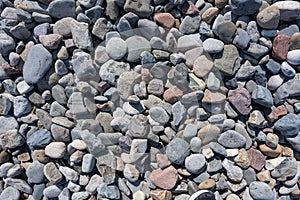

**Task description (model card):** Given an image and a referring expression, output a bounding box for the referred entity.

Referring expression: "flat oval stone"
[203,38,224,53]
[184,154,206,174]
[256,6,280,29]
[45,142,66,159]
[218,130,246,148]
[47,0,76,19]
[249,181,274,200]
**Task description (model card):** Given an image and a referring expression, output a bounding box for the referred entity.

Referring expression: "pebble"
[47,0,76,18]
[252,85,273,108]
[274,113,300,137]
[23,44,53,84]
[97,183,120,199]
[203,38,224,53]
[287,49,300,65]
[166,138,190,165]
[125,36,151,62]
[214,45,240,75]
[154,13,174,29]
[26,161,45,184]
[218,130,246,148]
[106,37,128,60]
[44,162,63,184]
[43,185,62,198]
[228,87,251,115]
[13,96,32,117]
[230,0,262,15]
[0,187,20,200]
[149,107,169,125]
[249,181,274,200]
[150,165,178,190]
[184,154,206,174]
[45,142,66,159]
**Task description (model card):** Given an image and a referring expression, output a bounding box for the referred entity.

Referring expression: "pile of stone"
[0,0,300,199]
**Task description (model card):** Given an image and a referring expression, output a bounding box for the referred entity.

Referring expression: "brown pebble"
[163,86,183,104]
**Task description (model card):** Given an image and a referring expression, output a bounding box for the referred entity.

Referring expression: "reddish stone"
[156,153,171,169]
[272,34,290,60]
[228,87,251,115]
[150,165,178,190]
[247,148,266,171]
[140,68,153,82]
[202,89,226,104]
[182,1,199,15]
[2,63,20,75]
[267,105,287,122]
[163,86,183,104]
[154,13,175,29]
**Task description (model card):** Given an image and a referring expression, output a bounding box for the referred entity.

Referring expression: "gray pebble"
[149,107,169,125]
[43,185,62,198]
[184,154,206,174]
[0,186,20,200]
[26,161,45,184]
[47,0,76,18]
[249,181,274,200]
[218,130,246,148]
[166,138,190,165]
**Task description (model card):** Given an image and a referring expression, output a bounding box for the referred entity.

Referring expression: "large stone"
[166,138,190,165]
[0,31,16,56]
[273,1,300,22]
[218,130,246,148]
[150,166,178,190]
[249,181,274,200]
[125,36,151,62]
[214,45,240,75]
[256,6,280,29]
[274,113,300,137]
[124,0,152,18]
[228,87,251,115]
[230,0,262,15]
[251,85,273,108]
[47,0,76,19]
[23,44,53,84]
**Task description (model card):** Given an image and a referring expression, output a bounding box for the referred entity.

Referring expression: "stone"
[203,38,224,54]
[44,162,63,184]
[197,124,220,145]
[249,181,274,200]
[252,85,273,108]
[147,79,164,96]
[154,13,174,29]
[218,130,246,148]
[59,166,78,182]
[0,116,19,135]
[247,148,266,171]
[47,0,76,18]
[124,164,140,183]
[202,89,226,104]
[23,44,53,84]
[230,0,262,15]
[124,0,152,18]
[106,37,128,60]
[228,87,251,115]
[256,6,280,29]
[244,43,269,59]
[281,61,296,78]
[216,21,236,43]
[0,95,12,115]
[223,159,243,183]
[272,35,290,60]
[82,154,95,173]
[43,185,62,198]
[290,33,300,50]
[199,179,216,190]
[150,165,178,190]
[4,178,32,194]
[26,161,45,184]
[39,34,63,50]
[163,86,183,104]
[179,15,201,34]
[71,20,93,51]
[92,18,109,40]
[214,45,240,75]
[166,138,190,165]
[273,1,300,22]
[233,28,250,50]
[248,110,265,128]
[287,49,300,65]
[0,187,20,200]
[274,113,300,137]
[13,96,32,117]
[184,154,206,174]
[0,130,24,149]
[149,107,169,125]
[27,129,52,148]
[45,142,66,159]
[117,71,141,99]
[125,36,151,62]
[86,174,102,194]
[97,183,120,199]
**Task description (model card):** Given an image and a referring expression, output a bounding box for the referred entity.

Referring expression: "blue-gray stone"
[166,138,190,165]
[252,85,273,107]
[13,96,32,117]
[266,59,281,74]
[230,0,262,15]
[26,161,45,184]
[47,0,76,19]
[97,183,120,199]
[23,44,52,84]
[249,181,274,200]
[27,129,52,148]
[218,130,246,148]
[274,113,300,137]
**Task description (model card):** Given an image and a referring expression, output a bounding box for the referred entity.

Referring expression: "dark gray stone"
[218,130,246,148]
[166,138,190,165]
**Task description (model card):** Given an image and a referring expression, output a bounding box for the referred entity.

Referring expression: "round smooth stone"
[106,37,128,60]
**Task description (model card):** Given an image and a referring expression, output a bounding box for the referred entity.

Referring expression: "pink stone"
[150,165,178,190]
[163,86,183,104]
[272,34,290,60]
[154,13,175,29]
[228,87,251,115]
[247,148,266,171]
[156,153,171,169]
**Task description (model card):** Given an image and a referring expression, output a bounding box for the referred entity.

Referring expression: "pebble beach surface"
[0,0,300,199]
